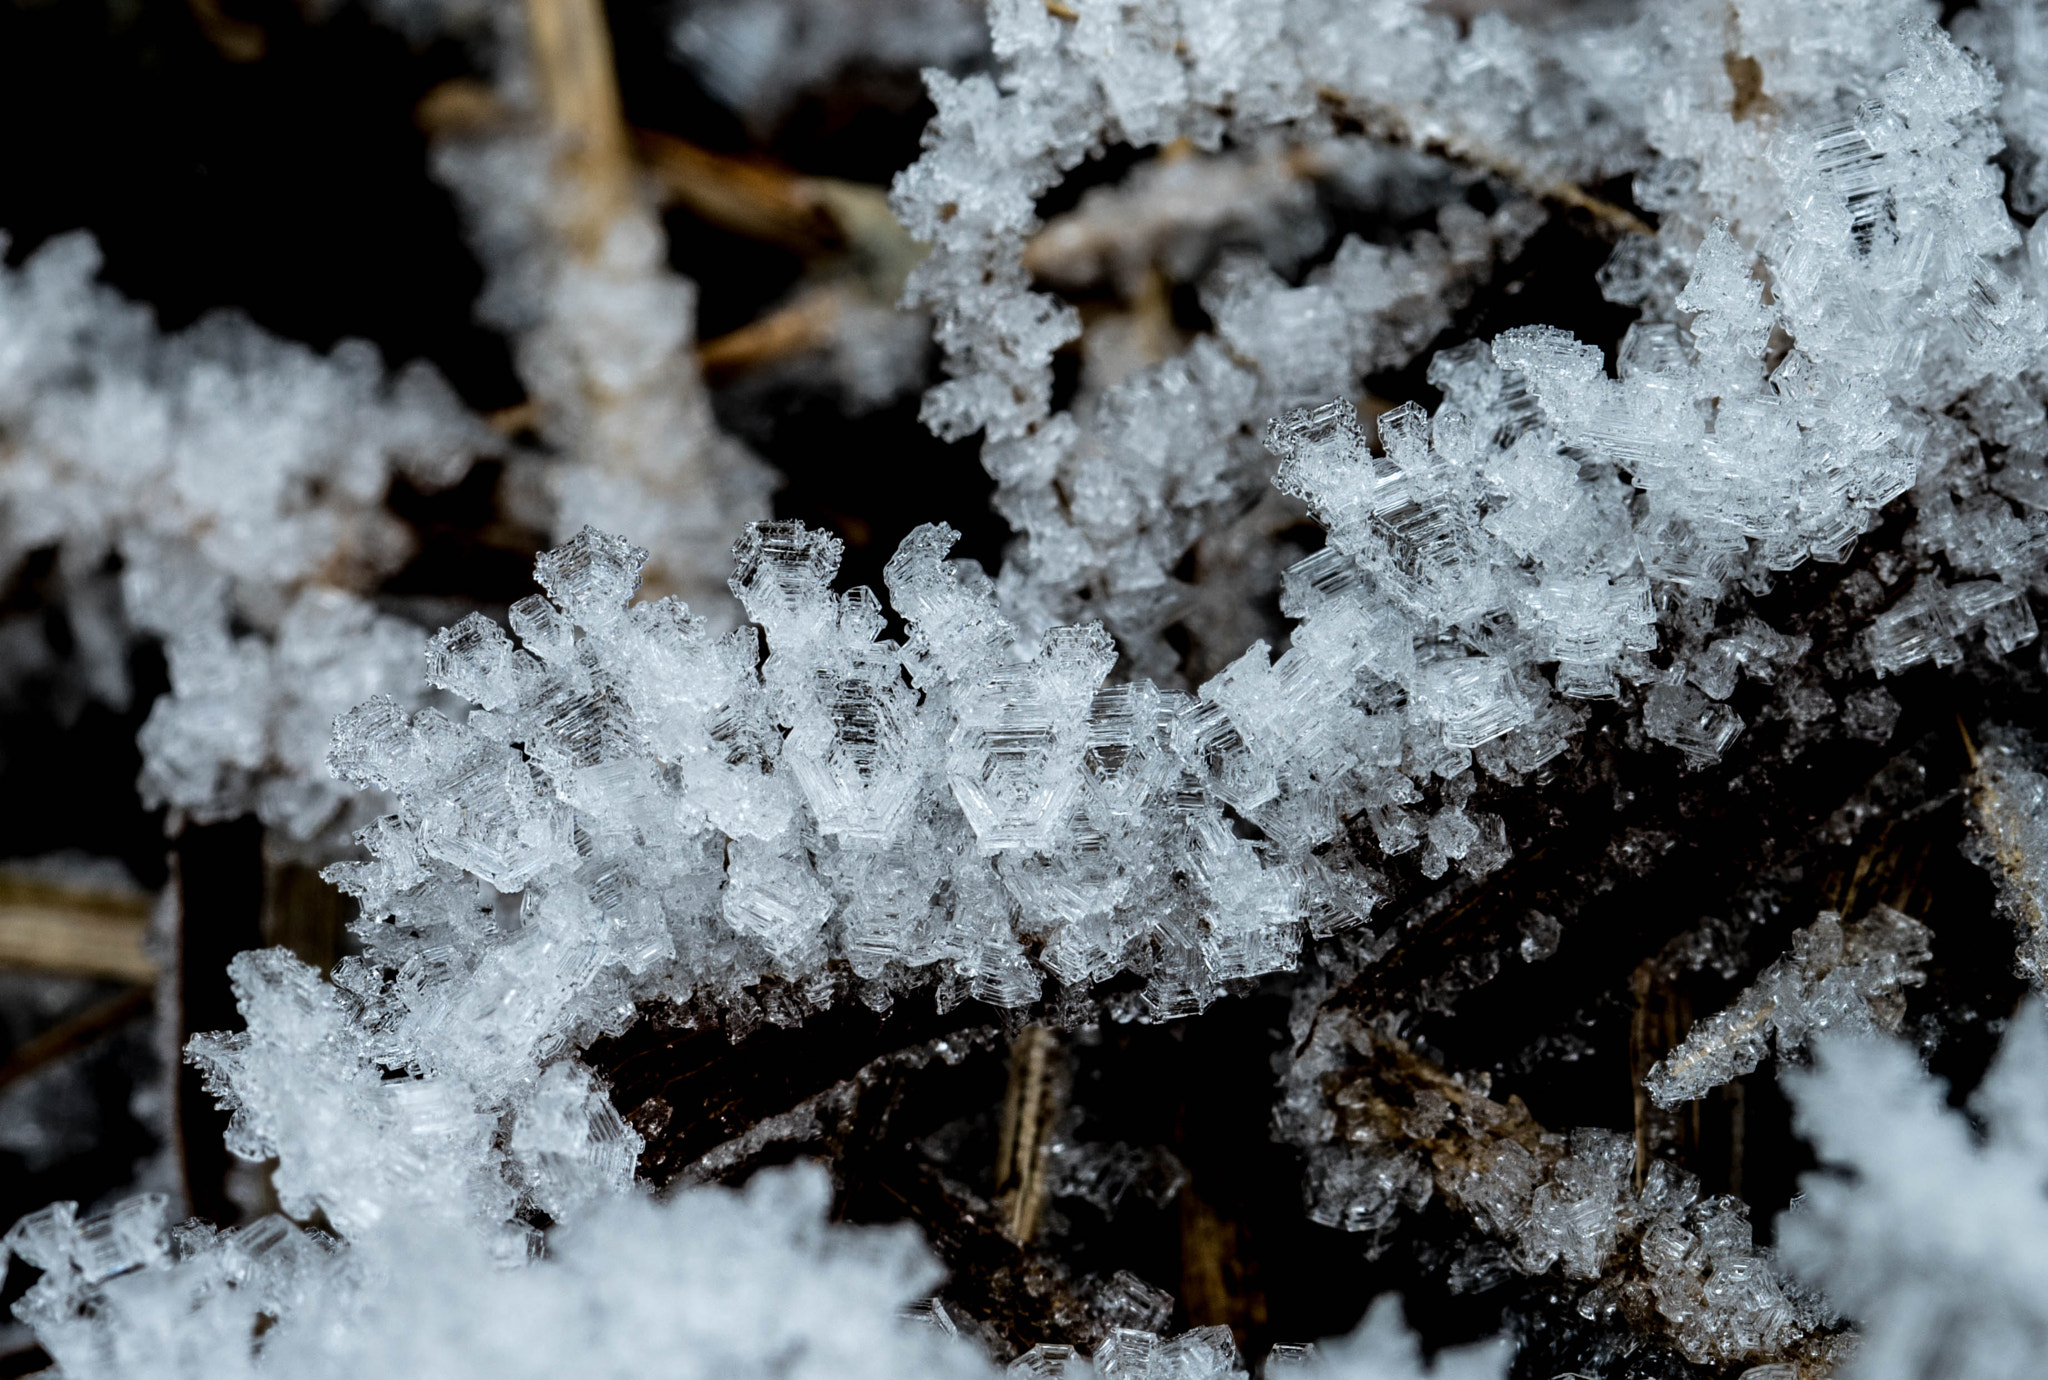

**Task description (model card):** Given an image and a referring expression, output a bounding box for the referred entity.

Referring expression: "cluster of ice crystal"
[900,111,1541,673]
[893,0,1642,443]
[1031,184,1540,679]
[0,234,481,614]
[1779,1002,2048,1380]
[1620,5,2048,686]
[0,230,493,842]
[4,1157,1503,1380]
[1643,906,1933,1107]
[889,0,1617,670]
[136,586,446,844]
[1865,577,2039,677]
[1003,1329,1246,1380]
[1,1165,1001,1380]
[1279,1010,1833,1369]
[183,946,631,1235]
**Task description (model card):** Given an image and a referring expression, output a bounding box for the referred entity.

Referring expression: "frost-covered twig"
[1964,730,2048,985]
[1644,907,1932,1108]
[1277,1010,1842,1370]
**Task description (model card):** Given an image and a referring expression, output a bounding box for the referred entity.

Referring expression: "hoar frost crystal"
[13,0,2048,1371]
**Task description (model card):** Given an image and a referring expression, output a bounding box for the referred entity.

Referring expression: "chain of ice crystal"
[900,0,2048,708]
[1643,906,1933,1107]
[323,521,1314,1032]
[1003,179,1543,681]
[894,0,1639,448]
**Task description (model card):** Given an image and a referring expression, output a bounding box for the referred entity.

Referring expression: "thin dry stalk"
[995,1025,1058,1244]
[524,0,637,254]
[637,131,843,255]
[0,874,156,983]
[699,287,847,377]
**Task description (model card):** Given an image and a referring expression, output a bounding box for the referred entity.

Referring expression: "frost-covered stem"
[1302,1022,1842,1369]
[1966,728,2048,985]
[523,0,635,255]
[1643,907,1932,1109]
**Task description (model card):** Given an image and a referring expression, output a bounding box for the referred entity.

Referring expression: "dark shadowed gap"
[174,816,267,1227]
[0,0,522,412]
